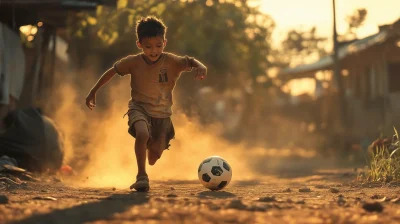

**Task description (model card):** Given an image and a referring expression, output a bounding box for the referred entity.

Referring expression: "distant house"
[278,18,400,139]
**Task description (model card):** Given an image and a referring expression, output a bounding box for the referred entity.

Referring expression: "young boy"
[85,16,207,192]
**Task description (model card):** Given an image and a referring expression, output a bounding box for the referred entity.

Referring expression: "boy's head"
[136,16,167,62]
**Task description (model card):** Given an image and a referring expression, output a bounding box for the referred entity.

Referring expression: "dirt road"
[1,170,400,224]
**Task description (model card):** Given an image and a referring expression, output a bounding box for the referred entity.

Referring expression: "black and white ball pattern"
[198,156,232,190]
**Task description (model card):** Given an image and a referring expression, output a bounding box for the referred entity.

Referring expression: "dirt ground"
[1,168,400,224]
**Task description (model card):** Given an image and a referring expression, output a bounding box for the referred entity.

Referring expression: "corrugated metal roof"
[0,0,114,27]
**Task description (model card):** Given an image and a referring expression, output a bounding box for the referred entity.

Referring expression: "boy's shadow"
[197,191,236,198]
[11,192,149,224]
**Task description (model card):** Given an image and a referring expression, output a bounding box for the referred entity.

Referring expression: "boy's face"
[137,36,167,62]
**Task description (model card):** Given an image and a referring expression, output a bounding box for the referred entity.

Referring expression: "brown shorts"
[126,109,175,150]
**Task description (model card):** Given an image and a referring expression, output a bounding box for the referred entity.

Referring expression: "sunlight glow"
[249,0,400,48]
[284,78,316,96]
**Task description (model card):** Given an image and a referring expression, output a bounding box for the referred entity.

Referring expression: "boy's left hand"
[194,65,207,80]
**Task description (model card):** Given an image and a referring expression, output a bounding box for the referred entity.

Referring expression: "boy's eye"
[157,45,162,48]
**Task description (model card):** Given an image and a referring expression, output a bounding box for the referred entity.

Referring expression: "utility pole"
[332,0,347,129]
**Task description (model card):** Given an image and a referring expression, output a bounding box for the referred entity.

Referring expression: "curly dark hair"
[136,16,167,43]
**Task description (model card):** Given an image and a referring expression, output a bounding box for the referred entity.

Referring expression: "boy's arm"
[85,55,134,110]
[189,58,207,80]
[85,68,117,110]
[91,68,117,93]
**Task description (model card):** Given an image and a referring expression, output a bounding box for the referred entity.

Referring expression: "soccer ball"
[198,156,232,191]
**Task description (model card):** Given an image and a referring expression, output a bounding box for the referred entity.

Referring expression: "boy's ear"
[136,40,142,49]
[163,39,167,47]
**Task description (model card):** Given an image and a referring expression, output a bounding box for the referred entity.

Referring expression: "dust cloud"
[51,74,265,189]
[49,61,325,189]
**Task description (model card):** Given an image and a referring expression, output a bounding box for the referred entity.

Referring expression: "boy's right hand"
[85,91,96,110]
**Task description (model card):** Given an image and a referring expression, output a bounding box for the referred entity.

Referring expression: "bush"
[364,128,400,182]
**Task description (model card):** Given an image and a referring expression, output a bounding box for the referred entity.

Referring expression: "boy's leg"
[148,136,167,165]
[130,120,150,191]
[148,117,174,165]
[133,120,149,176]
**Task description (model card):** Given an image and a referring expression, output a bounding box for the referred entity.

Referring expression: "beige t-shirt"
[114,52,193,118]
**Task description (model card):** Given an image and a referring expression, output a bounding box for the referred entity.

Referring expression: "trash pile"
[0,108,66,188]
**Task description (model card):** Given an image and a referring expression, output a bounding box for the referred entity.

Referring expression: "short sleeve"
[169,53,194,73]
[114,55,135,76]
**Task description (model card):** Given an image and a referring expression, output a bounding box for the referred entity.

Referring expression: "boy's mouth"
[149,54,158,59]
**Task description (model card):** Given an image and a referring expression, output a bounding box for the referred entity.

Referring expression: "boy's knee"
[134,120,150,144]
[135,130,149,144]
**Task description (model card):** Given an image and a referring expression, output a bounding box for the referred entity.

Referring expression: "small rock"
[376,197,387,202]
[283,188,291,192]
[190,193,195,196]
[330,188,340,193]
[286,199,293,203]
[295,200,305,204]
[342,172,353,177]
[337,195,346,206]
[33,196,57,201]
[0,195,9,204]
[226,199,247,210]
[371,194,383,199]
[112,187,116,191]
[362,202,384,212]
[170,187,175,190]
[258,196,276,202]
[52,177,62,183]
[391,197,400,204]
[41,189,48,193]
[209,204,221,211]
[385,175,393,183]
[314,185,327,189]
[248,205,268,212]
[153,197,164,202]
[299,188,311,193]
[167,194,177,198]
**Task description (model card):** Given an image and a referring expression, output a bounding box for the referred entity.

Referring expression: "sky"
[249,0,400,47]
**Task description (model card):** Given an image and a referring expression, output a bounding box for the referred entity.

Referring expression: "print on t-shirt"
[159,68,168,83]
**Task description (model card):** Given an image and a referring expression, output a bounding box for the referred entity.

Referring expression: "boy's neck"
[141,53,164,65]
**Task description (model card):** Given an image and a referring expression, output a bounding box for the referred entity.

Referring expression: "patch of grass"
[362,127,400,183]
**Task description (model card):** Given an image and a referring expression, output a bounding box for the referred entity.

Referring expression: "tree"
[340,8,368,41]
[67,0,275,88]
[280,27,328,67]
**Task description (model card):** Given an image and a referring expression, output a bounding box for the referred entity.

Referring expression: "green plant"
[364,127,400,182]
